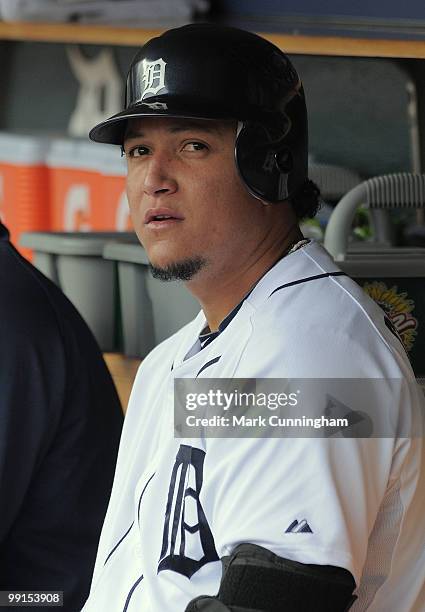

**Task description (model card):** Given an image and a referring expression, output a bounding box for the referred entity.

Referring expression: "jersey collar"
[245,240,341,310]
[197,239,314,351]
[175,240,339,366]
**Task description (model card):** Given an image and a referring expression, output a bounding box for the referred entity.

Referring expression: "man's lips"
[144,207,184,225]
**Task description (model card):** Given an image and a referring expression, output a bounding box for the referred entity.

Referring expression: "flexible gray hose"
[324,173,425,260]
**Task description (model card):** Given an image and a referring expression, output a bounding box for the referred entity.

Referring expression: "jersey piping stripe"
[199,331,220,350]
[103,472,156,567]
[137,472,156,525]
[104,521,134,566]
[196,287,251,353]
[269,271,347,297]
[196,356,221,377]
[384,315,405,349]
[123,574,144,612]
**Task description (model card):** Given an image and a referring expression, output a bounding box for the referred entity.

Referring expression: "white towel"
[0,0,209,24]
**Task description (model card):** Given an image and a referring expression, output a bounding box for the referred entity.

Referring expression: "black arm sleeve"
[186,543,357,612]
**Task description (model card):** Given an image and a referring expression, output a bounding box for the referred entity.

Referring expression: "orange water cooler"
[96,146,133,231]
[47,139,102,231]
[0,133,50,259]
[47,139,133,232]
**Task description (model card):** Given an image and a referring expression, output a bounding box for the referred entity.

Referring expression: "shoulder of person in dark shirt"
[0,222,123,612]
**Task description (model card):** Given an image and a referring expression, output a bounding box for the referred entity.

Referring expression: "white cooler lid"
[0,131,50,165]
[46,138,111,172]
[96,144,127,177]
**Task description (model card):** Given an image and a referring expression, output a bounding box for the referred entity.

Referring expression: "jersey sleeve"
[203,434,398,585]
[199,322,419,586]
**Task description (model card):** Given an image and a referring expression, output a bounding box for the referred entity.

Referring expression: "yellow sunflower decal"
[363,281,418,351]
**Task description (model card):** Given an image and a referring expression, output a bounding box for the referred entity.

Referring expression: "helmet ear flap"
[275,148,293,174]
[235,121,294,203]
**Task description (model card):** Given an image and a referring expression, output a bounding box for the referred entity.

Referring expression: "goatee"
[149,257,206,281]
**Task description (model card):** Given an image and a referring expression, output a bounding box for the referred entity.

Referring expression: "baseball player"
[83,24,424,611]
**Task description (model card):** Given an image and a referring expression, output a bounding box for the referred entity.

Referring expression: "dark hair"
[290,179,321,220]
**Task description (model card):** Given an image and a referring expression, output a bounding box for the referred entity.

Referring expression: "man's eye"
[182,142,208,152]
[127,146,149,158]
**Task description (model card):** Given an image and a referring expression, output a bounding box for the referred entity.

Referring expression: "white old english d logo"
[141,58,167,100]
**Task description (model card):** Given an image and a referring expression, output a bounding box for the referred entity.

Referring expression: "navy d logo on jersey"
[158,445,219,579]
[141,58,167,100]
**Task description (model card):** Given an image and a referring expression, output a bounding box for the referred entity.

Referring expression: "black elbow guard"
[185,543,357,612]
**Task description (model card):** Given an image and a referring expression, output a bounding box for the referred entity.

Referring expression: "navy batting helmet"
[89,23,308,204]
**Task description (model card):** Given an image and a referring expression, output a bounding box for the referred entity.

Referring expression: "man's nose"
[143,153,178,197]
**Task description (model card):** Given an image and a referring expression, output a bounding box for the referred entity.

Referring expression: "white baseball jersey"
[83,241,424,612]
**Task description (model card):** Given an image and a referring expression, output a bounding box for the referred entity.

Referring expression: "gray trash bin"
[20,231,138,351]
[103,242,200,358]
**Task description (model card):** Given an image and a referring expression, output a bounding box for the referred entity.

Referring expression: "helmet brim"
[89,100,239,145]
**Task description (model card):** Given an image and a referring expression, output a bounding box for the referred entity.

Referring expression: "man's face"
[123,116,274,282]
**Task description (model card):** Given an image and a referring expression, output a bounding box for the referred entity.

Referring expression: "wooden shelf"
[0,20,425,58]
[263,31,425,60]
[0,21,164,47]
[103,352,141,413]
